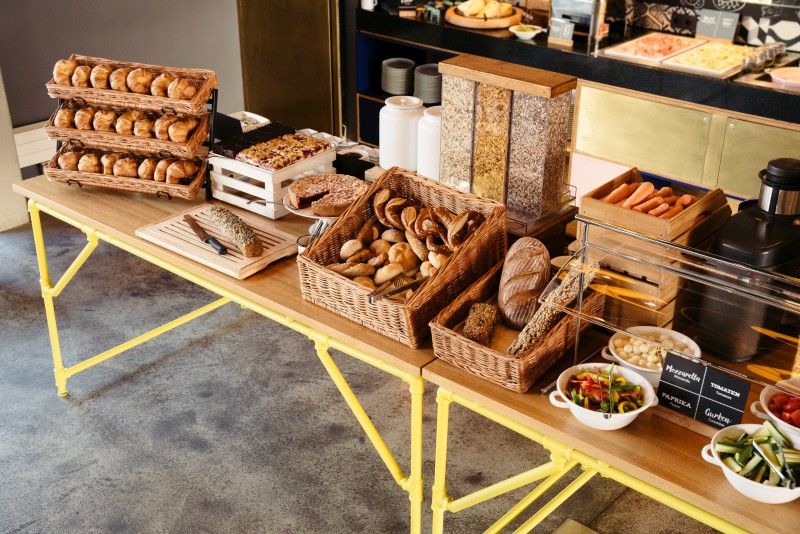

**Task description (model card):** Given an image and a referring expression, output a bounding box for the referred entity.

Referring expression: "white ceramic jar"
[379,96,424,171]
[416,105,442,181]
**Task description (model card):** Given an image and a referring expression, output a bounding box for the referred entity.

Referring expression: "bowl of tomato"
[549,363,657,430]
[750,379,800,441]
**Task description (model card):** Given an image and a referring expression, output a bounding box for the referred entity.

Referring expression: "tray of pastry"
[213,120,297,159]
[44,102,210,159]
[661,42,750,78]
[44,142,207,200]
[47,54,218,115]
[600,33,706,65]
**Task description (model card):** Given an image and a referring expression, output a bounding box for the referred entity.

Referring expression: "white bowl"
[750,379,800,442]
[509,24,545,41]
[549,362,657,430]
[701,423,800,504]
[604,326,701,387]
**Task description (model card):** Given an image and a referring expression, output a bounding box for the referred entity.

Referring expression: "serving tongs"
[776,440,797,489]
[366,276,429,304]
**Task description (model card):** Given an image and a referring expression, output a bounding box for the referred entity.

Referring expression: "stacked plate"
[413,63,442,104]
[381,58,415,95]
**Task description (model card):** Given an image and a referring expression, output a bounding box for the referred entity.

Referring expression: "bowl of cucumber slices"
[702,421,800,504]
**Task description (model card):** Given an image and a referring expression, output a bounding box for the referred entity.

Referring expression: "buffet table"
[12,176,800,534]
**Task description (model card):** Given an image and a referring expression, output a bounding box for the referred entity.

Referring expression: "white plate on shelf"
[770,67,800,88]
[601,33,705,64]
[661,42,748,78]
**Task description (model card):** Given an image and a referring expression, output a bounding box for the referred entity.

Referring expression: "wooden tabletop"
[13,176,435,375]
[422,333,799,534]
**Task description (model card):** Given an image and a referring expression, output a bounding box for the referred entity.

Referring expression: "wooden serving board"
[136,204,297,279]
[444,6,522,29]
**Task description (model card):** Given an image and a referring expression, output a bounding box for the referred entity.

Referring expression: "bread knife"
[184,214,227,255]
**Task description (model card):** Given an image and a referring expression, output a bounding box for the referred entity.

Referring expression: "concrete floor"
[0,214,719,533]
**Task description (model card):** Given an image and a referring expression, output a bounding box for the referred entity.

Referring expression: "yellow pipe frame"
[431,386,750,534]
[26,200,424,534]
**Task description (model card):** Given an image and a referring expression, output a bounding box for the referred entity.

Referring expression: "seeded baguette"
[208,206,263,257]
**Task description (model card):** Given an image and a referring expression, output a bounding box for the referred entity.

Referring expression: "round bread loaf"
[498,237,551,330]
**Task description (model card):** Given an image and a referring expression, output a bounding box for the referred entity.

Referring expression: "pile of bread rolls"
[600,181,697,219]
[325,188,485,296]
[53,106,200,142]
[57,149,198,183]
[53,59,197,100]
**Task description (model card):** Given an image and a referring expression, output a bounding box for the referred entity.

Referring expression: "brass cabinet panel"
[717,118,800,199]
[574,86,712,183]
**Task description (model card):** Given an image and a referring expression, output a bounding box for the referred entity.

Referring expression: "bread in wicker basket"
[297,167,507,348]
[430,261,605,393]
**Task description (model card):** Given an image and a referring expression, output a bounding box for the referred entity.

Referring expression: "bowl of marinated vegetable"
[702,421,800,504]
[603,326,701,387]
[750,379,800,442]
[549,363,657,430]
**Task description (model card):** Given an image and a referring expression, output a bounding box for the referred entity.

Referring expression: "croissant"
[101,153,120,175]
[127,68,155,94]
[54,108,76,128]
[78,153,102,174]
[74,108,96,130]
[93,109,117,132]
[53,58,78,85]
[165,160,198,184]
[109,68,131,91]
[154,115,181,140]
[71,65,92,88]
[151,73,175,97]
[115,110,146,135]
[113,157,139,178]
[168,118,199,143]
[138,158,158,180]
[154,158,176,182]
[167,78,197,100]
[58,150,82,171]
[134,118,155,138]
[90,65,114,89]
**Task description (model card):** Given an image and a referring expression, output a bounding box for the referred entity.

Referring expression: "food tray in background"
[135,204,297,279]
[600,33,706,65]
[44,142,206,200]
[46,54,218,114]
[44,103,210,159]
[661,42,749,78]
[298,167,507,348]
[430,261,605,393]
[213,120,297,159]
[228,111,269,132]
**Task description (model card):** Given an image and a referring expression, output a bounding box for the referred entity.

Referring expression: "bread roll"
[101,153,120,175]
[53,58,78,85]
[167,118,198,143]
[127,68,155,94]
[58,151,82,171]
[167,78,197,100]
[134,118,155,138]
[154,115,181,140]
[154,158,176,182]
[498,238,551,330]
[374,263,404,285]
[138,158,158,180]
[115,110,146,135]
[54,108,76,128]
[74,108,96,130]
[71,65,92,88]
[90,65,113,89]
[113,157,139,178]
[93,109,117,132]
[150,73,175,97]
[208,206,263,257]
[77,153,102,174]
[340,239,364,261]
[109,68,131,91]
[388,242,419,273]
[165,160,198,184]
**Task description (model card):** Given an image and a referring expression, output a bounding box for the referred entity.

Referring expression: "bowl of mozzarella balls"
[602,326,701,386]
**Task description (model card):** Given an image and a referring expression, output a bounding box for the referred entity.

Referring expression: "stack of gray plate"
[413,63,442,104]
[381,58,415,95]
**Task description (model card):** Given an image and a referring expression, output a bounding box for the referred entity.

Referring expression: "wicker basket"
[430,261,605,392]
[44,142,206,200]
[44,103,210,159]
[297,168,507,348]
[46,54,217,115]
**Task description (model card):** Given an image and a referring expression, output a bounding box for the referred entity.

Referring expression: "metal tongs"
[366,277,429,304]
[776,440,797,489]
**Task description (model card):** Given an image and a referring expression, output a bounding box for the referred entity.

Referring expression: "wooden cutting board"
[136,204,297,279]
